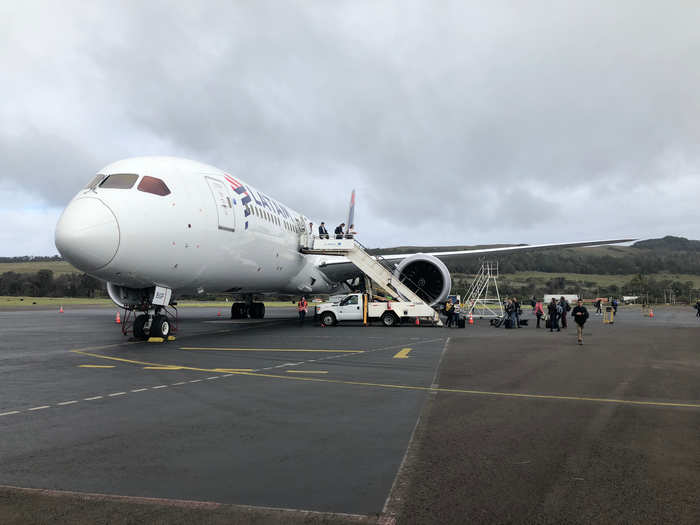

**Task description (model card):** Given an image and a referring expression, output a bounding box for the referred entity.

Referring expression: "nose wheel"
[125,307,177,341]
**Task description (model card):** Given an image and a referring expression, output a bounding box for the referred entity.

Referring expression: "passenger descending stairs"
[302,238,443,326]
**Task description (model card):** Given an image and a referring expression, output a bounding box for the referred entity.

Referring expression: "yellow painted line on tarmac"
[393,348,412,359]
[180,347,364,353]
[287,370,328,374]
[213,368,255,373]
[71,350,229,374]
[222,370,700,410]
[79,365,115,369]
[143,366,183,370]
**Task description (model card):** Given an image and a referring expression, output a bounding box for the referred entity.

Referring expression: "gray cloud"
[1,0,699,254]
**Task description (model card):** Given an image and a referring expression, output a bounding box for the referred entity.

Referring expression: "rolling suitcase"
[457,316,466,328]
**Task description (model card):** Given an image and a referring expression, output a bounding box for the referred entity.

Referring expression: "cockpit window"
[100,174,139,189]
[85,174,105,189]
[137,176,171,196]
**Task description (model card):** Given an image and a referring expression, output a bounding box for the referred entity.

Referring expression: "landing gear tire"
[134,314,148,340]
[320,312,336,327]
[381,312,399,327]
[231,303,242,319]
[250,302,265,319]
[150,315,170,338]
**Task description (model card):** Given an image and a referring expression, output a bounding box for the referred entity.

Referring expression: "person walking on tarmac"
[297,296,308,325]
[559,296,570,328]
[548,298,560,332]
[513,296,522,328]
[572,299,589,345]
[695,299,700,318]
[534,300,544,328]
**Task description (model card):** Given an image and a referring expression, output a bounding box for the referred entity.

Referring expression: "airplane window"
[85,174,105,189]
[100,174,139,189]
[137,176,171,196]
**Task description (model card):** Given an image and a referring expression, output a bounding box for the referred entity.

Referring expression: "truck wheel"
[320,312,337,326]
[381,312,399,327]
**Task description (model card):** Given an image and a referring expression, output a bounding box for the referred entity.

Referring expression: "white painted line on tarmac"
[84,396,103,401]
[108,392,126,397]
[28,406,50,411]
[172,381,187,386]
[152,385,167,389]
[189,379,201,383]
[57,400,78,406]
[0,411,20,417]
[206,376,220,380]
[131,388,148,392]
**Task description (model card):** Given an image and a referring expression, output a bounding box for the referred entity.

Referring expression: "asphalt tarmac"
[0,305,698,524]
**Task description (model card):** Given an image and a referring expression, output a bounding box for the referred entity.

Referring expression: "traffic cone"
[115,311,121,324]
[415,317,420,326]
[59,305,64,313]
[649,308,654,318]
[217,310,221,317]
[469,312,474,325]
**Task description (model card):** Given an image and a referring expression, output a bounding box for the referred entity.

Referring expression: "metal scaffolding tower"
[461,261,504,319]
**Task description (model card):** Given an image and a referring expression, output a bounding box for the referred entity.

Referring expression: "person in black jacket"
[572,299,589,345]
[318,222,329,238]
[548,298,560,332]
[334,223,345,239]
[695,300,700,318]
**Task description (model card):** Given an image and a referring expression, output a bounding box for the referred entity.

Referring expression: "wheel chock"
[147,337,165,343]
[167,335,176,341]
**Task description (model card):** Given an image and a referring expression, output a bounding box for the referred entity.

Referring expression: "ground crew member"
[297,296,308,325]
[444,299,454,328]
[572,299,589,345]
[695,300,700,318]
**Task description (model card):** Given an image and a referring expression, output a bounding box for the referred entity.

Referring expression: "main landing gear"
[123,305,178,341]
[231,297,266,319]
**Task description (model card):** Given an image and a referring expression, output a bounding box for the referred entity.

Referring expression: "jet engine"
[106,282,155,309]
[392,253,451,306]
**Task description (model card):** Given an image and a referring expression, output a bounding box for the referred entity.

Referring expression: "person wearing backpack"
[559,296,570,328]
[572,299,589,345]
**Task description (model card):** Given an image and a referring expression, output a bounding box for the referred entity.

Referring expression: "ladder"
[302,237,443,325]
[461,261,503,319]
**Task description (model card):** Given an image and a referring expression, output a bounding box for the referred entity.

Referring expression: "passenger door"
[338,295,362,321]
[206,177,236,232]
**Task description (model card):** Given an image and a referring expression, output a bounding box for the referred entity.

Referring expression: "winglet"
[346,189,356,233]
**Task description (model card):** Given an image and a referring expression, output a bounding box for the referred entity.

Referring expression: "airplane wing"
[315,238,635,282]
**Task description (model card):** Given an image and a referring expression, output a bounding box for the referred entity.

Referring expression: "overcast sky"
[1,1,699,256]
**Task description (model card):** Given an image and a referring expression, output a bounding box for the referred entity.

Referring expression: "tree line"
[0,270,103,298]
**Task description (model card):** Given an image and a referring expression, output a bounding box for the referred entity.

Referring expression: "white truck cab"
[315,292,437,327]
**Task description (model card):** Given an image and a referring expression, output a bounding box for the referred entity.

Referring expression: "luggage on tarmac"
[519,319,528,326]
[545,319,551,329]
[457,316,466,328]
[504,318,513,329]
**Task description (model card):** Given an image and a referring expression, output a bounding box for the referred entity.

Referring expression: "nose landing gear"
[123,305,178,341]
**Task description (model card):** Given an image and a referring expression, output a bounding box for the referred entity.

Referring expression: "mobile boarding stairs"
[302,237,443,326]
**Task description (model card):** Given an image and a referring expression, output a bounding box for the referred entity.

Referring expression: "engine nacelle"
[392,253,451,306]
[106,282,155,309]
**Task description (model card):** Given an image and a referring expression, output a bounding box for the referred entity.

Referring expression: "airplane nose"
[55,197,120,271]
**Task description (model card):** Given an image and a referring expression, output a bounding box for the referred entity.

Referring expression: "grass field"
[499,271,700,288]
[0,260,79,276]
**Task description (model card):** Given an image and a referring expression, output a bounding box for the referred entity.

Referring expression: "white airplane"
[54,156,632,339]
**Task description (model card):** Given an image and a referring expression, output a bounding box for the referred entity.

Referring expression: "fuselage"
[55,157,345,298]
